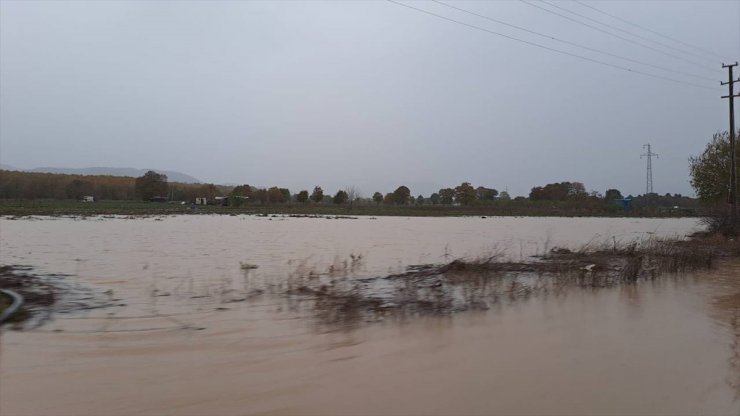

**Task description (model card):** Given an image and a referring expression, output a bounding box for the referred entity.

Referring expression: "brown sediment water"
[1,215,738,415]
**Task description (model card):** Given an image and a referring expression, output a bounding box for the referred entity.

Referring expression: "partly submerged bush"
[700,204,739,236]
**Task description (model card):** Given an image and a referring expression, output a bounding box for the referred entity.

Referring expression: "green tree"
[253,189,268,205]
[296,190,309,203]
[310,186,324,203]
[231,184,252,197]
[604,189,623,202]
[476,186,498,201]
[65,179,94,200]
[569,182,588,199]
[498,191,511,201]
[689,131,738,203]
[429,193,440,205]
[229,184,252,207]
[530,182,586,201]
[455,182,477,205]
[392,185,411,205]
[333,190,348,204]
[279,188,291,203]
[198,183,220,200]
[372,192,383,205]
[416,194,425,205]
[267,187,285,203]
[135,171,168,200]
[438,188,455,204]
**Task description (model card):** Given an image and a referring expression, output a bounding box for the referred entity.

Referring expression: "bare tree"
[344,185,361,208]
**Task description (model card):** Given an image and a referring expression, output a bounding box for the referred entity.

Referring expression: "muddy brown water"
[1,215,739,415]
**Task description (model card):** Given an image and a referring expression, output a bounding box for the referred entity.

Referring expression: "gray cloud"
[1,0,738,197]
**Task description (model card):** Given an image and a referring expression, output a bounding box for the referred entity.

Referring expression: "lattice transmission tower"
[640,144,658,195]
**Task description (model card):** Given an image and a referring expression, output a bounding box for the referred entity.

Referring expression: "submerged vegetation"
[0,265,118,328]
[265,234,739,328]
[3,228,738,332]
[0,266,56,325]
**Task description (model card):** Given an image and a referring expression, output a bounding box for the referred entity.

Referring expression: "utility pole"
[722,62,740,227]
[641,144,658,195]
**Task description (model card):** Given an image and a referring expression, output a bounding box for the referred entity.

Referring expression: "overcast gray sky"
[1,0,738,197]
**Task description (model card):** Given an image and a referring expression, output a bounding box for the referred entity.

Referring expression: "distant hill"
[2,166,201,184]
[0,163,20,171]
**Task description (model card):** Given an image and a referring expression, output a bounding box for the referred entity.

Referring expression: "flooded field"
[1,215,739,415]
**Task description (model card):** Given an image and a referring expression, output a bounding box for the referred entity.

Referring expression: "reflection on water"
[1,216,739,415]
[707,262,740,400]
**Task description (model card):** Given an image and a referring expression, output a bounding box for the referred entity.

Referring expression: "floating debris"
[240,262,259,270]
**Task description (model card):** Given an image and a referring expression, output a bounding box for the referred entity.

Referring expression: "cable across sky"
[431,0,717,83]
[572,0,726,61]
[519,0,719,74]
[537,0,717,63]
[386,0,721,91]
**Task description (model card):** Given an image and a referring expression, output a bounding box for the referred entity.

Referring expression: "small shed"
[195,197,207,205]
[82,196,94,202]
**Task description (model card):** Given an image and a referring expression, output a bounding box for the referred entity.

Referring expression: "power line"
[431,0,716,83]
[385,0,719,91]
[520,0,717,73]
[573,0,725,60]
[538,0,714,62]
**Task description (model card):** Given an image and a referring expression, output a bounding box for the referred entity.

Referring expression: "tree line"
[0,169,696,214]
[0,170,228,202]
[4,128,735,221]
